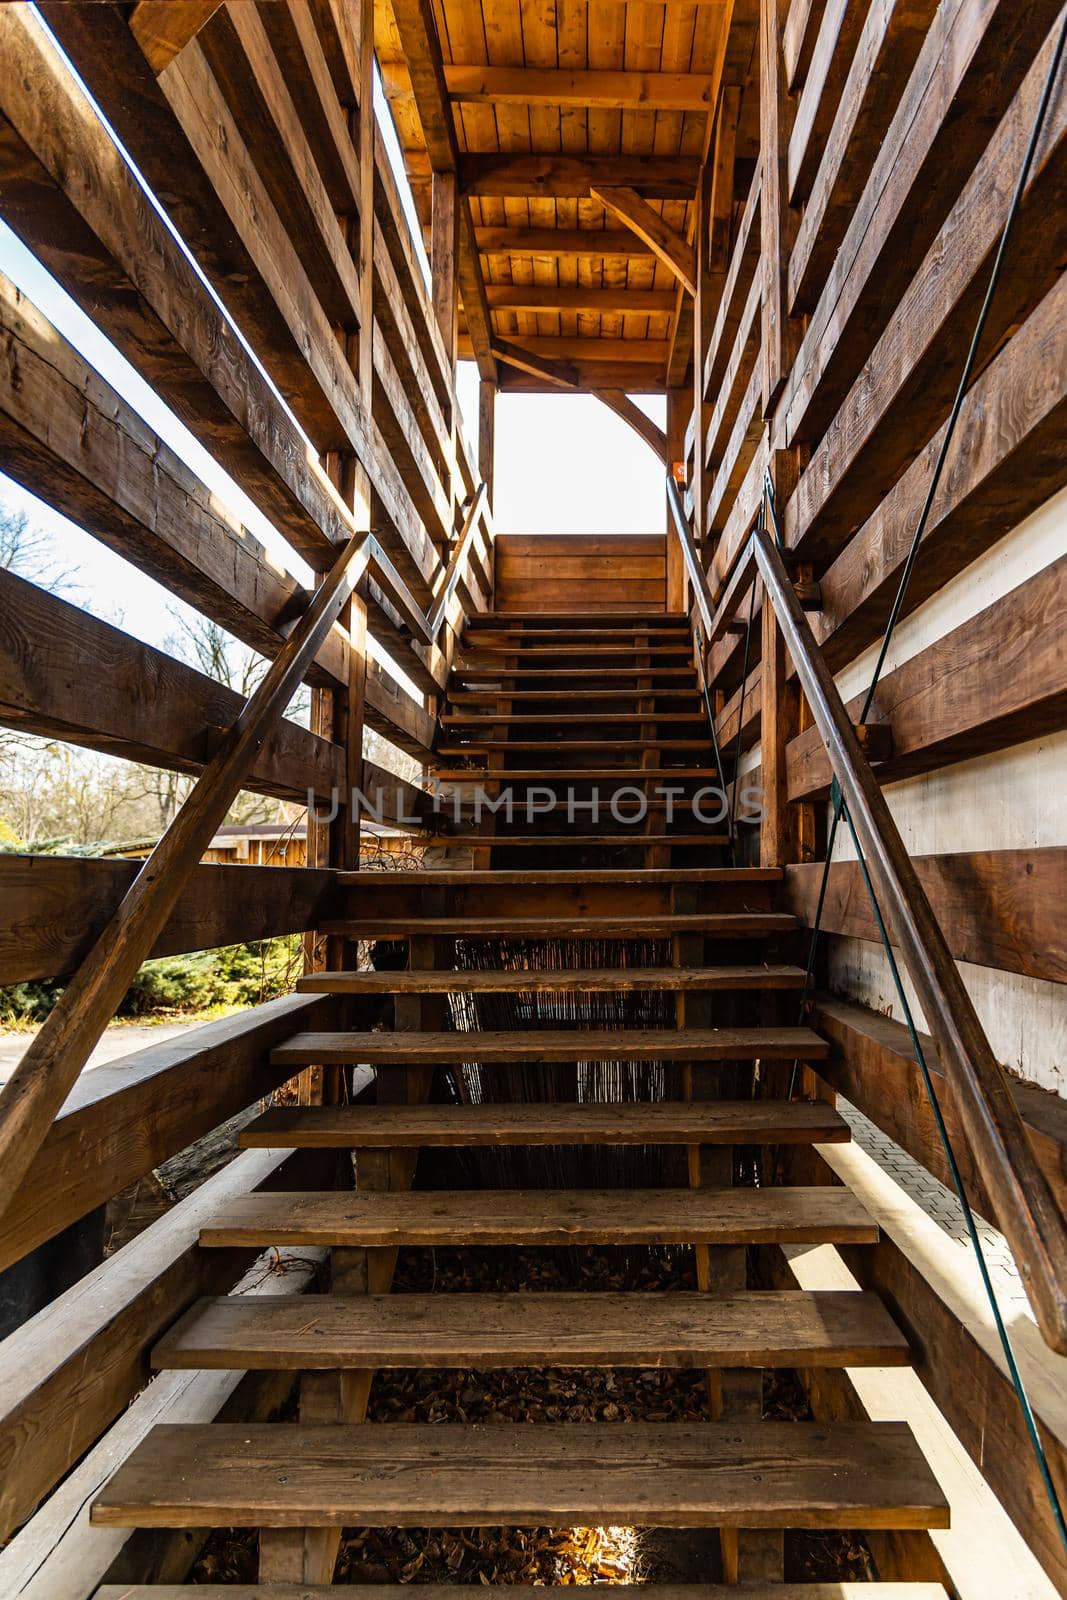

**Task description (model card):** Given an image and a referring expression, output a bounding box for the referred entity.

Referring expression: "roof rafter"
[462,154,701,200]
[592,186,698,296]
[443,66,717,111]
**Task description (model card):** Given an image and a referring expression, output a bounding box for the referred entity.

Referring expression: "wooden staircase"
[91,611,950,1593]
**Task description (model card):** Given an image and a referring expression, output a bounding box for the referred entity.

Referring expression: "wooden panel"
[0,996,341,1273]
[495,534,667,614]
[786,847,1067,985]
[155,1289,907,1369]
[91,1419,947,1529]
[100,1588,948,1600]
[240,1098,849,1148]
[812,997,1067,1229]
[0,856,339,985]
[198,1187,879,1249]
[296,963,806,993]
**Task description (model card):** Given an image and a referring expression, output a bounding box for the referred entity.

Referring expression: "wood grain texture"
[320,914,797,937]
[154,1289,907,1370]
[91,1420,947,1529]
[270,1027,829,1066]
[198,1187,879,1249]
[296,964,806,994]
[240,1098,850,1150]
[100,1588,948,1600]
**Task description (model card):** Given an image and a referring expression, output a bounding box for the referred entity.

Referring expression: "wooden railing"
[667,473,1067,1359]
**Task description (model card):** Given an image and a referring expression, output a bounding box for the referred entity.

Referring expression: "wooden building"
[0,2,1064,1597]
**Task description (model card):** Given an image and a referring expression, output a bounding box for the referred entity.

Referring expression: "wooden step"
[432,766,719,782]
[296,962,806,993]
[468,612,684,626]
[270,1026,828,1067]
[91,1420,948,1530]
[465,626,691,640]
[335,867,781,886]
[458,644,694,657]
[447,690,703,703]
[154,1289,907,1371]
[240,1098,849,1148]
[437,740,712,753]
[431,838,728,850]
[98,1582,947,1600]
[198,1187,878,1249]
[454,668,697,681]
[320,912,796,937]
[442,713,708,724]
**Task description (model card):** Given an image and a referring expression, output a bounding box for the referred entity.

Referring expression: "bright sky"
[0,9,668,658]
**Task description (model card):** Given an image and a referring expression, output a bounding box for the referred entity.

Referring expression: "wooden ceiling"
[375,0,756,393]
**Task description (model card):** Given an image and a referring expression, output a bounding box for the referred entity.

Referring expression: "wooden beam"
[485,284,677,315]
[443,65,718,110]
[787,558,1067,801]
[476,226,655,258]
[787,847,1067,987]
[478,380,495,510]
[387,0,496,381]
[0,568,344,804]
[496,362,668,395]
[431,170,459,360]
[591,186,697,294]
[0,533,370,1229]
[463,154,701,199]
[491,338,580,391]
[811,996,1067,1234]
[594,392,669,464]
[475,335,669,367]
[127,0,222,73]
[787,0,868,202]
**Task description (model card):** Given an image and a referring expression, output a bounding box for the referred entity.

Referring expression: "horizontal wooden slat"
[0,568,343,803]
[271,1026,829,1066]
[476,225,656,257]
[0,856,339,985]
[0,995,342,1274]
[199,1187,878,1250]
[441,65,718,110]
[786,847,1067,985]
[240,1098,848,1149]
[337,866,779,885]
[812,995,1067,1227]
[459,154,701,198]
[91,1419,946,1529]
[295,964,806,995]
[319,913,797,938]
[787,559,1067,800]
[98,1588,948,1600]
[155,1288,906,1370]
[0,1145,288,1543]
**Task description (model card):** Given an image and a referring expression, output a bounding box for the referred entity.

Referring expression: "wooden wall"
[494,533,668,613]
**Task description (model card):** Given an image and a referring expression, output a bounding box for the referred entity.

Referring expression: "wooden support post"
[693,90,740,546]
[478,379,496,513]
[760,0,802,415]
[665,390,688,614]
[431,170,459,363]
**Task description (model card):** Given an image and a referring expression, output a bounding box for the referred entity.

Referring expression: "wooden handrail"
[0,530,373,1225]
[427,481,489,638]
[665,473,714,636]
[666,474,1067,1352]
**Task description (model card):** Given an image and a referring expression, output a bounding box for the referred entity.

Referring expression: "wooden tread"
[240,1098,849,1148]
[99,1587,948,1599]
[154,1289,907,1371]
[447,690,702,702]
[296,962,806,993]
[430,832,728,847]
[432,766,719,781]
[198,1187,878,1249]
[442,713,707,724]
[437,740,712,753]
[458,644,694,656]
[270,1026,828,1067]
[321,912,796,937]
[335,867,779,886]
[454,668,696,680]
[91,1420,948,1529]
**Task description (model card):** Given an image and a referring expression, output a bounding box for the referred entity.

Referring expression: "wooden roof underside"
[376,0,758,393]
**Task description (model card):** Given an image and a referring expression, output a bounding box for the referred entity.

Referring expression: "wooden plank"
[786,23,1067,566]
[787,0,866,201]
[156,1288,906,1370]
[240,1098,848,1149]
[92,1419,946,1529]
[787,847,1067,986]
[787,559,1067,799]
[320,914,797,937]
[462,154,702,198]
[444,66,720,110]
[812,996,1067,1228]
[270,1026,830,1066]
[476,225,656,256]
[0,1146,288,1544]
[0,568,344,803]
[0,856,337,987]
[811,270,1067,674]
[128,1,222,72]
[99,1588,948,1600]
[782,0,1063,443]
[486,284,678,313]
[198,1187,879,1251]
[0,996,342,1277]
[335,867,779,885]
[592,187,698,294]
[295,965,805,994]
